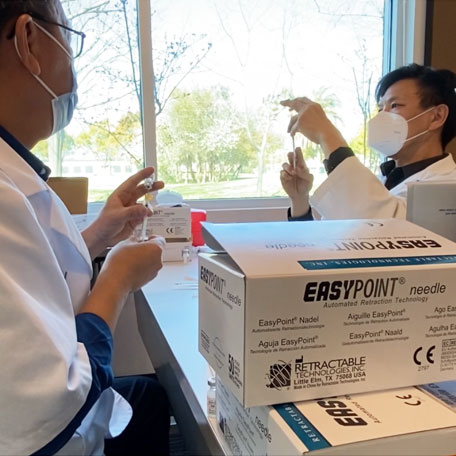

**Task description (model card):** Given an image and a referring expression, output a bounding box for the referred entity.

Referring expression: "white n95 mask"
[367,107,435,157]
[15,21,78,135]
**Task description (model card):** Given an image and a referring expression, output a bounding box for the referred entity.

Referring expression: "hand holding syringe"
[280,134,314,217]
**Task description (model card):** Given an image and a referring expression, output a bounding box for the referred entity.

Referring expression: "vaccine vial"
[143,175,157,213]
[207,376,216,417]
[182,246,191,264]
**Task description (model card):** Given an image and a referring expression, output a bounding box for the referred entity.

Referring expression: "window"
[149,0,385,200]
[31,0,425,207]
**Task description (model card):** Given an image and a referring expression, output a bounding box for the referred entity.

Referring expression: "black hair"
[0,0,57,37]
[375,63,456,149]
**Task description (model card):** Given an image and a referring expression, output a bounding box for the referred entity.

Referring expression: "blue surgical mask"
[15,21,78,135]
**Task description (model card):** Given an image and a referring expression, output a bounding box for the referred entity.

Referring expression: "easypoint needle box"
[198,219,456,407]
[215,377,456,455]
[146,205,191,239]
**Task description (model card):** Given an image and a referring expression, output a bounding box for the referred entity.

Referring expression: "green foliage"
[76,121,113,158]
[75,112,142,166]
[88,175,285,202]
[33,132,75,163]
[32,140,49,161]
[157,86,280,184]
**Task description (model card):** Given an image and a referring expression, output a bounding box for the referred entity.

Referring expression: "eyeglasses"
[8,11,86,58]
[30,11,86,58]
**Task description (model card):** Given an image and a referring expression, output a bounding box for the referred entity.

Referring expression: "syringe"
[291,134,296,169]
[138,174,155,242]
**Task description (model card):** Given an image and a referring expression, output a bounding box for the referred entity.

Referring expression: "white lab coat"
[310,154,456,220]
[0,137,131,455]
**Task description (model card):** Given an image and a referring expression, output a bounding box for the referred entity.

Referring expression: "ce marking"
[413,345,435,365]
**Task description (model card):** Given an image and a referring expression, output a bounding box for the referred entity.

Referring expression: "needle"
[139,208,149,242]
[291,134,296,169]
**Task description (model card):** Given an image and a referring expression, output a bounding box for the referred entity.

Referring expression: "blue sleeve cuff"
[32,313,114,455]
[287,207,314,221]
[76,312,114,391]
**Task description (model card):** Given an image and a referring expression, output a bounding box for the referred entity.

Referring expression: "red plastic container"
[191,209,207,246]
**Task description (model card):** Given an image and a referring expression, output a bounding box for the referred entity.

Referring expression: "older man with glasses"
[0,1,170,455]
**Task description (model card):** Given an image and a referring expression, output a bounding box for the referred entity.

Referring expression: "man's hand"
[280,97,348,158]
[101,236,165,293]
[280,147,314,217]
[82,167,164,259]
[79,235,166,331]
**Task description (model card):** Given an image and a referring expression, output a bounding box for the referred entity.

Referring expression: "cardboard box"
[216,377,456,455]
[146,205,191,239]
[48,177,88,215]
[419,380,456,411]
[407,180,456,242]
[198,219,456,406]
[162,239,192,263]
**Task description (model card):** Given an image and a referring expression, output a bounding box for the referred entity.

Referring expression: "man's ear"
[14,14,41,77]
[429,104,449,131]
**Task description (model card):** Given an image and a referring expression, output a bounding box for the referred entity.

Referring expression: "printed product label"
[146,208,191,238]
[299,255,456,270]
[243,269,456,404]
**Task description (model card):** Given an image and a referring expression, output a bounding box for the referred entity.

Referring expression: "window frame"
[383,0,426,73]
[136,0,426,213]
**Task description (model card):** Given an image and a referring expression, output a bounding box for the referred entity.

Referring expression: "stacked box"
[215,377,456,455]
[419,380,456,410]
[198,219,456,406]
[146,205,192,262]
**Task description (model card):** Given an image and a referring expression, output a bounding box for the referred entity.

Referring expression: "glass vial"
[207,376,216,417]
[182,246,191,264]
